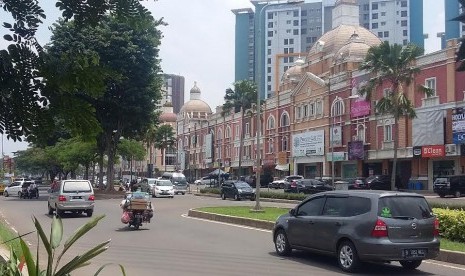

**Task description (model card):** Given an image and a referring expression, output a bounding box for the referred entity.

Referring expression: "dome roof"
[333,33,372,64]
[180,99,212,114]
[190,83,201,94]
[159,112,177,122]
[281,57,305,82]
[307,25,381,59]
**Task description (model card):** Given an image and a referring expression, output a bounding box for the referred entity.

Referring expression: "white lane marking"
[4,220,10,225]
[182,214,465,271]
[10,227,18,234]
[181,214,272,233]
[424,260,465,271]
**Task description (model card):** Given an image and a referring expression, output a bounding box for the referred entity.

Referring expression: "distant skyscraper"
[163,74,184,114]
[445,0,465,43]
[233,0,424,99]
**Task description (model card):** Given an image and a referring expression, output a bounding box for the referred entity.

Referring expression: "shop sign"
[452,107,465,144]
[412,146,422,158]
[421,145,445,158]
[326,152,345,162]
[292,130,325,157]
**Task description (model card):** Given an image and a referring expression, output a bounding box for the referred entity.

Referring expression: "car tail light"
[371,219,388,238]
[88,195,95,201]
[433,218,440,236]
[58,195,67,202]
[291,181,297,188]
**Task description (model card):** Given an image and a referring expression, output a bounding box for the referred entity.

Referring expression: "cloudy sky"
[0,0,447,155]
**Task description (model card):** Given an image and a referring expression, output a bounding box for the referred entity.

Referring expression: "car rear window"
[378,196,433,219]
[62,181,92,193]
[156,180,172,186]
[434,177,448,184]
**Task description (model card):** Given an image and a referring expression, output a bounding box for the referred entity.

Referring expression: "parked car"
[47,179,95,217]
[245,174,273,188]
[433,175,465,198]
[365,175,392,190]
[270,175,304,189]
[152,179,175,198]
[273,190,440,272]
[4,180,34,197]
[344,177,368,190]
[220,180,255,201]
[284,179,333,194]
[194,176,216,186]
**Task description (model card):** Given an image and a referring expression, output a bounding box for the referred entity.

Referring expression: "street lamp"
[254,0,304,211]
[330,94,359,187]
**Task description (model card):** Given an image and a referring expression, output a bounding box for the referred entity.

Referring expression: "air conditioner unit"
[445,144,457,155]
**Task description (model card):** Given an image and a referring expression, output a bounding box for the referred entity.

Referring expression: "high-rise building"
[232,8,255,82]
[233,0,424,99]
[445,0,465,43]
[163,74,185,114]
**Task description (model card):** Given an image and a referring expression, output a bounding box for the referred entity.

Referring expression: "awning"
[275,164,289,171]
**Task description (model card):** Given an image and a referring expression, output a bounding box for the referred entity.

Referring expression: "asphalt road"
[1,192,465,276]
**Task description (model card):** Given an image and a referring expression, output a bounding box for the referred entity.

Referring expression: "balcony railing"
[422,96,439,107]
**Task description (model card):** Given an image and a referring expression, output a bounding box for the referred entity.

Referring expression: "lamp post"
[330,94,359,187]
[254,0,304,211]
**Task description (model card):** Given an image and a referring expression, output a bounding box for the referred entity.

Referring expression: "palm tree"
[153,124,176,172]
[358,41,433,190]
[222,80,257,177]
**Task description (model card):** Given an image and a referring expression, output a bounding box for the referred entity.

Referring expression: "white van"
[161,172,188,195]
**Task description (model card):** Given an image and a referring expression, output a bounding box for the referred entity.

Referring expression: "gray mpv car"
[273,190,440,272]
[48,180,95,217]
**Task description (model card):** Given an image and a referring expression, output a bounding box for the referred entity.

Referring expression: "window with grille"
[267,116,275,129]
[384,122,392,141]
[425,78,437,97]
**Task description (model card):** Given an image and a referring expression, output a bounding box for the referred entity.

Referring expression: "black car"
[344,177,368,190]
[366,175,392,190]
[244,174,273,188]
[221,181,256,201]
[433,175,465,198]
[284,179,334,194]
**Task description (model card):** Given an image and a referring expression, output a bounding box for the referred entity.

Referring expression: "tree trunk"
[164,147,167,172]
[391,117,399,191]
[106,132,120,192]
[98,154,104,190]
[84,163,89,180]
[238,107,244,177]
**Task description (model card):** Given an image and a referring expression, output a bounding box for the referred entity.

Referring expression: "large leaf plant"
[0,215,125,276]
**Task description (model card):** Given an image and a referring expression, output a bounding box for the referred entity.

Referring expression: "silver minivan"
[273,190,440,272]
[48,180,95,217]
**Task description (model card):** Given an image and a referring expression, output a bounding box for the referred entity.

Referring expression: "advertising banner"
[205,133,213,159]
[452,107,465,144]
[350,100,371,118]
[348,141,364,160]
[292,130,325,157]
[330,126,342,147]
[326,152,345,162]
[277,151,287,165]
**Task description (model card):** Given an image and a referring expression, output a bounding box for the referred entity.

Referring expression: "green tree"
[222,80,257,177]
[454,0,465,71]
[117,138,146,179]
[153,125,176,172]
[0,0,155,141]
[45,15,163,191]
[359,41,433,190]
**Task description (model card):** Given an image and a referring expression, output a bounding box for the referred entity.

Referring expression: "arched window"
[280,112,290,127]
[267,115,276,129]
[184,137,189,148]
[384,120,392,141]
[331,97,345,116]
[225,126,231,138]
[268,138,274,153]
[356,124,366,143]
[282,136,289,151]
[226,146,230,158]
[217,129,223,141]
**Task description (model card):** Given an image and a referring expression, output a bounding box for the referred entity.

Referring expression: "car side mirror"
[289,208,296,216]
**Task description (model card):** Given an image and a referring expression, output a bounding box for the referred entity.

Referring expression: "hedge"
[433,208,465,243]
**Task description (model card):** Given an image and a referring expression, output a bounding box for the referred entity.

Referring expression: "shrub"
[200,188,220,194]
[433,208,465,243]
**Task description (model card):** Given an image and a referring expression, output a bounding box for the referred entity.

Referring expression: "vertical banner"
[330,126,342,147]
[452,107,465,144]
[348,141,364,160]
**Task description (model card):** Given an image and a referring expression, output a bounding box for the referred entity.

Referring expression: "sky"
[0,0,447,156]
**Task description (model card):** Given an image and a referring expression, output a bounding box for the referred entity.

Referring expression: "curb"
[187,209,465,267]
[193,193,300,204]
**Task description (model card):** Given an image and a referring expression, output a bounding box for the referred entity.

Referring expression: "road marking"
[424,260,465,271]
[181,214,272,233]
[10,227,18,234]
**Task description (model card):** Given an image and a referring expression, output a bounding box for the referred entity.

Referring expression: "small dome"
[307,25,381,59]
[190,82,201,94]
[159,112,177,122]
[333,33,372,64]
[180,99,212,114]
[281,57,305,82]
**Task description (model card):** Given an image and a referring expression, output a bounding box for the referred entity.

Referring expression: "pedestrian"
[50,177,59,191]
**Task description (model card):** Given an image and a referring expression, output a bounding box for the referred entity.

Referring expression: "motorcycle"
[120,192,153,230]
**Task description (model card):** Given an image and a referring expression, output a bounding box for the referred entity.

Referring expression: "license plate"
[135,214,143,219]
[402,248,427,258]
[71,196,84,201]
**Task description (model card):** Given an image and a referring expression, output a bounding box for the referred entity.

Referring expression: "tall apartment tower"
[232,8,255,83]
[163,74,185,114]
[357,0,424,48]
[250,0,324,99]
[445,0,465,42]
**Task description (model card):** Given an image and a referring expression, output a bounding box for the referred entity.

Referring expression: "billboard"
[205,133,213,159]
[292,130,325,157]
[350,73,371,118]
[452,107,465,144]
[348,141,364,160]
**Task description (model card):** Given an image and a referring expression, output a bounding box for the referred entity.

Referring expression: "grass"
[0,221,22,257]
[196,206,465,253]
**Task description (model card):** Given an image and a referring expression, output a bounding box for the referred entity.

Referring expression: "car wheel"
[48,203,54,215]
[274,229,291,256]
[279,184,284,189]
[399,260,422,270]
[221,193,226,200]
[455,190,461,198]
[250,196,255,201]
[87,210,93,217]
[182,192,185,195]
[439,193,445,198]
[337,241,360,272]
[234,194,240,201]
[4,191,9,197]
[56,208,65,217]
[18,192,22,198]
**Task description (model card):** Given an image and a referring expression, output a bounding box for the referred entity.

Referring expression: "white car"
[194,176,215,186]
[4,180,34,197]
[152,179,174,198]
